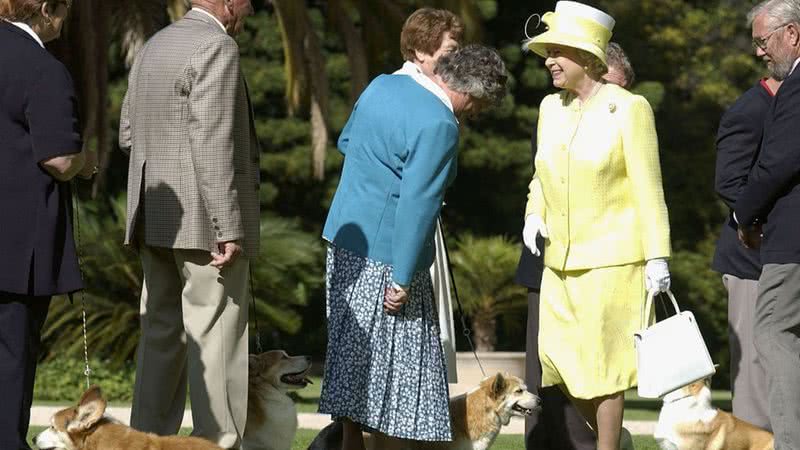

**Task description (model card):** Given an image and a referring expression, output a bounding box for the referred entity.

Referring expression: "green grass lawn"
[33,372,733,420]
[290,377,733,420]
[27,427,662,449]
[29,379,732,449]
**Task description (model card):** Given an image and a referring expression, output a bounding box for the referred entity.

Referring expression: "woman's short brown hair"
[0,0,49,22]
[400,8,464,61]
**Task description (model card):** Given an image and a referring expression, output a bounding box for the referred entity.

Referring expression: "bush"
[41,197,325,367]
[34,358,136,403]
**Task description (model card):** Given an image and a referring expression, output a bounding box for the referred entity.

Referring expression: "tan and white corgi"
[242,350,313,450]
[308,372,540,450]
[34,385,222,450]
[653,378,773,450]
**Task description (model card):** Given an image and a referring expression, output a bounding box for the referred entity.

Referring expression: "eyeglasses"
[752,23,790,51]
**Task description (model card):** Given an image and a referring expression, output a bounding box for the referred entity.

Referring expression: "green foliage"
[42,196,142,367]
[41,196,325,365]
[449,234,527,351]
[78,0,763,386]
[34,358,136,403]
[669,234,730,388]
[250,216,325,336]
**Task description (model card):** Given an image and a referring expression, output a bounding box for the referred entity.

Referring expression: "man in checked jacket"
[119,0,258,447]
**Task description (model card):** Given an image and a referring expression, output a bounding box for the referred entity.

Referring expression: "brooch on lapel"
[608,102,617,113]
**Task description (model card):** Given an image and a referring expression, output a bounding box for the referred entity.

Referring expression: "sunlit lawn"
[29,378,731,449]
[290,377,733,419]
[28,427,662,449]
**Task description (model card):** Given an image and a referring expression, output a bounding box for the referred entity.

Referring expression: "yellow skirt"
[539,262,645,399]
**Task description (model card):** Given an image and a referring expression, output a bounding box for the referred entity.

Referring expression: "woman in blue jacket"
[320,45,507,448]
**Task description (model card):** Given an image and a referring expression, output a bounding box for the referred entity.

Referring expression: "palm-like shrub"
[41,196,324,366]
[448,234,527,352]
[249,215,325,339]
[41,196,142,366]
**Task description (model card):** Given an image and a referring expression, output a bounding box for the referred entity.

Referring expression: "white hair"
[748,0,800,28]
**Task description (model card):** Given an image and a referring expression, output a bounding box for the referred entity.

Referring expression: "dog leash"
[249,265,263,354]
[70,182,93,389]
[438,218,487,378]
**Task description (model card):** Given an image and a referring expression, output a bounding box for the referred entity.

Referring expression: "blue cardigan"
[322,74,459,285]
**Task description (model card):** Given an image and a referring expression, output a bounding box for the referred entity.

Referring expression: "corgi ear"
[68,386,107,433]
[491,373,507,399]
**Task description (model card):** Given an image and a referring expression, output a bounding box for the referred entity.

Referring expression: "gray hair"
[435,44,508,108]
[606,42,635,87]
[748,0,800,28]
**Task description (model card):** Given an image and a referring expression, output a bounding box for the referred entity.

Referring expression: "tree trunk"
[167,0,189,22]
[272,0,329,180]
[470,312,497,352]
[328,0,369,105]
[271,0,310,115]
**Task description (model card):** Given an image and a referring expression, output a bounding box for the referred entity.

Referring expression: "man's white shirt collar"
[394,61,455,117]
[191,7,226,33]
[791,57,800,76]
[7,21,44,48]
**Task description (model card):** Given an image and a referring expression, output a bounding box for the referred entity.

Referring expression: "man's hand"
[211,240,243,269]
[737,224,762,249]
[384,284,408,314]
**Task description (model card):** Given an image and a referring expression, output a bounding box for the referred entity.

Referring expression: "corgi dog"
[653,378,773,450]
[308,372,541,450]
[241,350,313,450]
[34,385,223,450]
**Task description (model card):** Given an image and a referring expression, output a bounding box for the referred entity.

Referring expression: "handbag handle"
[641,289,680,329]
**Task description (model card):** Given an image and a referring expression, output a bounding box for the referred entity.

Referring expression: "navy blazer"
[712,81,773,279]
[736,66,800,265]
[0,22,83,296]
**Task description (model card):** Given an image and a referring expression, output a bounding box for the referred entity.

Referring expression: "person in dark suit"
[0,0,95,448]
[712,76,779,431]
[735,1,800,446]
[517,41,636,450]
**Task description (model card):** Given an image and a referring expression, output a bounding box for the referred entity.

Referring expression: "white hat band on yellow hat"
[526,1,615,67]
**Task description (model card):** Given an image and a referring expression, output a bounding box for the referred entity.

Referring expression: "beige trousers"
[130,244,249,449]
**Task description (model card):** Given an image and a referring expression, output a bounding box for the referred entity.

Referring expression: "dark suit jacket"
[735,66,800,265]
[712,80,773,280]
[515,133,545,290]
[0,22,83,296]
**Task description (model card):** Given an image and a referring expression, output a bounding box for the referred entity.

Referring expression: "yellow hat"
[527,1,615,67]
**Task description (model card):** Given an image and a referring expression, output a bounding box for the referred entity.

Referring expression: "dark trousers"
[525,290,596,450]
[0,291,51,450]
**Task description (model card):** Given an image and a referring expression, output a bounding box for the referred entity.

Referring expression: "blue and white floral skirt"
[318,244,452,441]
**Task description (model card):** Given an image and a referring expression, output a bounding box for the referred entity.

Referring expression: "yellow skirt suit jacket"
[525,83,671,398]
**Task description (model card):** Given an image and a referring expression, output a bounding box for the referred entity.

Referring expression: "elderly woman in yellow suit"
[521,2,671,449]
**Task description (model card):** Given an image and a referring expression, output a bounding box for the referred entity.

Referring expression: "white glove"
[645,258,671,293]
[522,215,548,257]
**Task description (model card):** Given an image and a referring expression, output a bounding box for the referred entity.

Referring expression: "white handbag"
[634,289,716,398]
